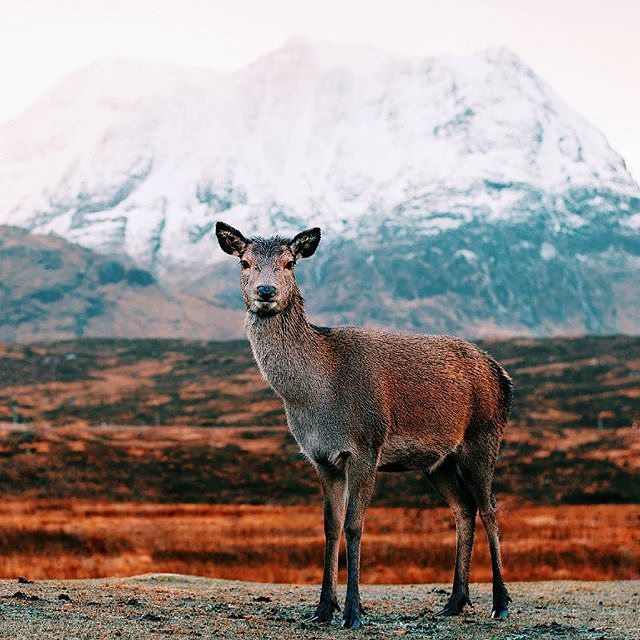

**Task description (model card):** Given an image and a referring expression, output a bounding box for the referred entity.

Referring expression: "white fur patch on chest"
[289,421,324,460]
[285,407,349,469]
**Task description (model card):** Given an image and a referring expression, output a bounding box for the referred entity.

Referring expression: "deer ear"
[290,227,321,259]
[216,221,249,256]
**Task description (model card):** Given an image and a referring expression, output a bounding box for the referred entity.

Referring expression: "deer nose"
[256,285,277,300]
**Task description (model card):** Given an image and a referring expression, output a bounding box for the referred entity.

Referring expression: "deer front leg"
[309,464,347,623]
[342,455,377,630]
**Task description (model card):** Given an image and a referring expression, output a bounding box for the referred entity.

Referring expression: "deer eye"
[240,260,250,269]
[284,260,295,270]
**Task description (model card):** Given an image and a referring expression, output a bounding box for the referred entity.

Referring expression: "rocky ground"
[0,575,637,639]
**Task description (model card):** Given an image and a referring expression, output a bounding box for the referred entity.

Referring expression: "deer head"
[215,221,321,316]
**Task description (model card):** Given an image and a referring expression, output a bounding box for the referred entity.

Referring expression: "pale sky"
[1,0,639,180]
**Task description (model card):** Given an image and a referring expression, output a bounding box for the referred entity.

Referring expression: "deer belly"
[379,433,456,472]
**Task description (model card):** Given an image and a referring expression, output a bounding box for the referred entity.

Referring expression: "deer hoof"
[341,615,362,630]
[308,613,331,623]
[307,610,334,623]
[435,592,471,616]
[308,599,340,623]
[491,608,509,619]
[491,590,511,619]
[341,599,364,629]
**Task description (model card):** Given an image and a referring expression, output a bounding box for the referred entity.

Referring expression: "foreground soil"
[0,575,637,639]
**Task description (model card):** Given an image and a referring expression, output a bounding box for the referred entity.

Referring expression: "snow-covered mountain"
[1,40,639,337]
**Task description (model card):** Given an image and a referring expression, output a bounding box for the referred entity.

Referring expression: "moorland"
[0,335,637,583]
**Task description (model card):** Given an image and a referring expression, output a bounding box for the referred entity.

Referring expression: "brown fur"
[216,222,512,628]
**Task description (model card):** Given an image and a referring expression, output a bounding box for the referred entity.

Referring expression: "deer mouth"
[252,299,279,314]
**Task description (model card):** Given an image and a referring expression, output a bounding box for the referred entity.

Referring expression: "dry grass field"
[0,336,638,590]
[0,422,636,507]
[0,501,637,583]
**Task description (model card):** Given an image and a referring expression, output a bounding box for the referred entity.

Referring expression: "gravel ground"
[0,575,637,639]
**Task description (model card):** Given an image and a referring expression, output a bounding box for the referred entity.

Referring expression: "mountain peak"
[248,37,393,77]
[0,43,638,339]
[480,46,525,65]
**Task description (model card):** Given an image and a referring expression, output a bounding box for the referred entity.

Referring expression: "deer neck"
[245,294,326,404]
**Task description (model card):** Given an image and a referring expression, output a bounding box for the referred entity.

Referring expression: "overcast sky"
[1,0,638,180]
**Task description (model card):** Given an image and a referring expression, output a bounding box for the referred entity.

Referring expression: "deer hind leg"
[458,438,511,619]
[426,458,477,616]
[342,454,377,630]
[480,492,511,619]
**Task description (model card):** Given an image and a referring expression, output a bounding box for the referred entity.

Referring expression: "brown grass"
[0,501,637,584]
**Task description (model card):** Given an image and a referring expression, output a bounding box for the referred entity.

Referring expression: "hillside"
[0,226,243,341]
[0,42,638,337]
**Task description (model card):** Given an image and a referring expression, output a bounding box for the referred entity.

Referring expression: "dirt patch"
[0,575,636,639]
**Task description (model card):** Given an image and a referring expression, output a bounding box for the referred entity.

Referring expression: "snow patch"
[0,41,638,273]
[622,213,640,230]
[454,249,478,262]
[540,242,557,261]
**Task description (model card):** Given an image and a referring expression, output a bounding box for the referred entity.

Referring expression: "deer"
[215,221,513,629]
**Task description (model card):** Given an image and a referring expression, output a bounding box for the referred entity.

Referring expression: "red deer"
[216,221,512,629]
